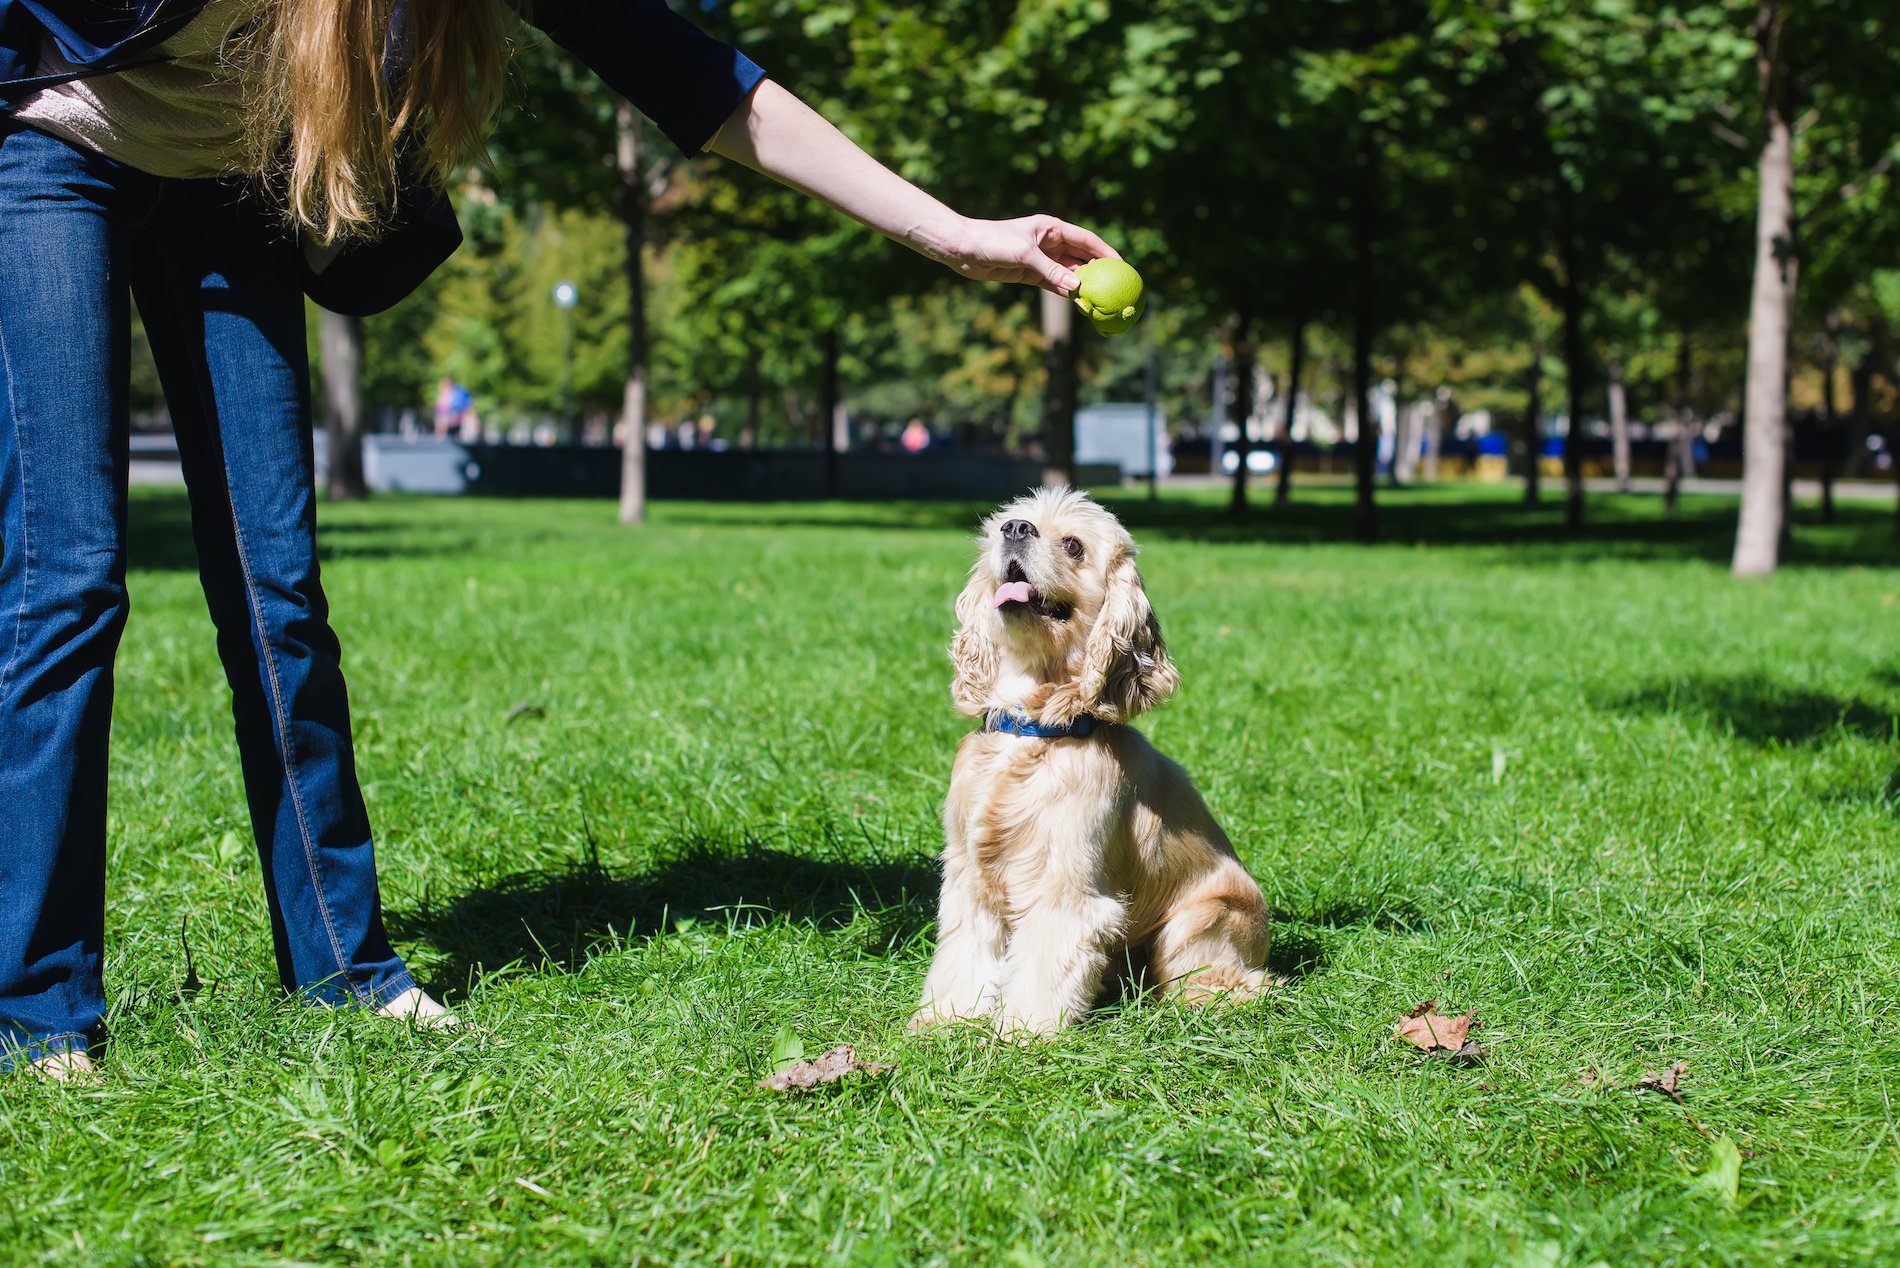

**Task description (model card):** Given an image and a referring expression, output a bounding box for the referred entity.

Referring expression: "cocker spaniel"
[912,488,1272,1036]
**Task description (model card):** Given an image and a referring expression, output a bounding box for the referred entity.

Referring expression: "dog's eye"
[1061,536,1084,561]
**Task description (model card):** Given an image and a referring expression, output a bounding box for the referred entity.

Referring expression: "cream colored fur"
[913,488,1272,1037]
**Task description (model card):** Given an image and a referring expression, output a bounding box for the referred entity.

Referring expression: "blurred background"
[123,0,1900,571]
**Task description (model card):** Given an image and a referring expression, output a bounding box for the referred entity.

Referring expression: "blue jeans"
[0,122,414,1065]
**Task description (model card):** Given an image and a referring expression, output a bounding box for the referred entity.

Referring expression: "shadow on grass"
[1265,928,1327,981]
[387,837,938,993]
[127,494,458,572]
[1081,925,1329,1016]
[388,831,1358,1002]
[1275,899,1428,934]
[1604,675,1899,746]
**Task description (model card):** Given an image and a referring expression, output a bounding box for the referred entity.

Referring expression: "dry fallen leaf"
[758,1044,892,1092]
[1633,1059,1712,1137]
[1578,1067,1600,1086]
[1639,1060,1689,1099]
[1395,1000,1480,1056]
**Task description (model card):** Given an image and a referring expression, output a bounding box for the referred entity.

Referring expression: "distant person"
[432,377,473,437]
[901,419,932,454]
[0,0,1122,1080]
[433,377,457,434]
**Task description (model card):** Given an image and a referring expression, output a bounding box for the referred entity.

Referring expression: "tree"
[829,0,1198,488]
[1732,1,1799,574]
[1714,0,1900,572]
[1427,1,1742,529]
[490,32,698,523]
[318,310,368,500]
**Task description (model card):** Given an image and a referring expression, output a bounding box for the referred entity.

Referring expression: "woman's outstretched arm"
[708,78,1118,296]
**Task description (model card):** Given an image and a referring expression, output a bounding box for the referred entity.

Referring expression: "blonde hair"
[243,0,513,246]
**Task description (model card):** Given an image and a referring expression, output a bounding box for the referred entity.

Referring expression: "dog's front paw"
[909,999,991,1032]
[993,1007,1067,1041]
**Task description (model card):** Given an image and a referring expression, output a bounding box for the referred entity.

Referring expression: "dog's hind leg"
[1150,866,1273,1005]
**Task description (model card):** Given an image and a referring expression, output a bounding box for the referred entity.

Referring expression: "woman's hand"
[710,81,1122,295]
[922,215,1121,296]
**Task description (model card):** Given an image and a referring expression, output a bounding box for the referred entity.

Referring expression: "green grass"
[4,483,1899,1265]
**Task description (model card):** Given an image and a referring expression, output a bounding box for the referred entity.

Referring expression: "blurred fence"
[361,437,1121,500]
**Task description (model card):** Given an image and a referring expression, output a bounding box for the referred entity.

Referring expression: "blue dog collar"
[985,709,1096,739]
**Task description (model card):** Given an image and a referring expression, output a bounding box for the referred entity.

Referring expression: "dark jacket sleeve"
[514,0,766,156]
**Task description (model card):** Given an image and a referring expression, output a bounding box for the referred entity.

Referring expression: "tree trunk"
[1389,403,1411,487]
[1425,400,1451,481]
[1227,311,1256,516]
[1039,287,1077,488]
[1558,237,1589,530]
[1275,316,1303,507]
[1607,353,1631,493]
[1351,138,1380,543]
[1818,309,1841,524]
[1664,330,1694,515]
[1846,344,1873,479]
[1733,1,1797,577]
[1523,341,1544,504]
[616,103,649,526]
[318,309,367,501]
[820,326,842,499]
[1779,353,1795,551]
[1210,356,1228,478]
[741,345,761,450]
[1388,362,1411,487]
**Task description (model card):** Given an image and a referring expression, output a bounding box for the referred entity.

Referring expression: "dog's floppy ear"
[949,566,999,717]
[1047,552,1178,724]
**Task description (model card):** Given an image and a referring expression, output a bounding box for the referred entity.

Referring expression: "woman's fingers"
[1027,216,1119,293]
[941,215,1122,293]
[1026,245,1080,295]
[1042,218,1120,263]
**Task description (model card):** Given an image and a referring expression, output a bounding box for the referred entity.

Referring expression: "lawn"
[4,483,1898,1265]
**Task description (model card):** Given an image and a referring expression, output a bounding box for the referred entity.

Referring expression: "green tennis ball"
[1072,258,1145,336]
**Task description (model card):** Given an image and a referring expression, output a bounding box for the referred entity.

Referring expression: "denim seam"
[163,211,369,1007]
[0,310,36,705]
[0,1029,91,1068]
[365,968,418,1011]
[223,501,367,1004]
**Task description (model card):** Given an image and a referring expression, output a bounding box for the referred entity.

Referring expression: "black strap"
[1,55,174,97]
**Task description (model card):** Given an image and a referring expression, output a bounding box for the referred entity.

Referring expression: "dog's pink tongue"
[993,581,1033,608]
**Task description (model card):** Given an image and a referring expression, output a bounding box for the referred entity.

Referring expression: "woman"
[0,0,1117,1079]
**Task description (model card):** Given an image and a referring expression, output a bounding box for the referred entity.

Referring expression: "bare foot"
[26,1050,99,1083]
[374,986,464,1031]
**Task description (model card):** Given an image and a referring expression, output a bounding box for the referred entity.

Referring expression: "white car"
[1219,447,1279,475]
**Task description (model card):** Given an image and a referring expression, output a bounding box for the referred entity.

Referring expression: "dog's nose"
[1000,519,1038,543]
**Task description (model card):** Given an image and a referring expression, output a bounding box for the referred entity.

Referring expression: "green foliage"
[304,0,1900,474]
[1697,1135,1744,1206]
[768,1022,805,1075]
[502,207,632,416]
